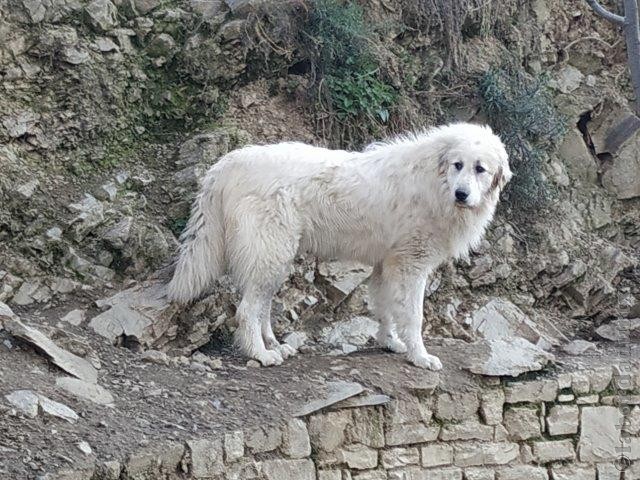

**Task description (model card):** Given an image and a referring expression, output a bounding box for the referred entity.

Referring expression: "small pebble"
[77,441,92,455]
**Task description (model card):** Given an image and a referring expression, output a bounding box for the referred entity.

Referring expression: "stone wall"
[52,362,640,480]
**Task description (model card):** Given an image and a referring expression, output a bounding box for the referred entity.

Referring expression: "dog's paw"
[409,353,443,371]
[264,338,281,350]
[377,331,408,354]
[256,349,284,367]
[276,343,297,359]
[383,337,408,354]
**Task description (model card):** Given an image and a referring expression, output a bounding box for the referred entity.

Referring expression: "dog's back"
[215,142,355,187]
[167,141,356,302]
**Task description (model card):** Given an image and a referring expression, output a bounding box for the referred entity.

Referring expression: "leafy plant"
[301,0,397,145]
[325,73,395,123]
[479,65,567,212]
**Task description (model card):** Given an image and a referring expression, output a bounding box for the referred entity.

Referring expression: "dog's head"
[438,123,511,210]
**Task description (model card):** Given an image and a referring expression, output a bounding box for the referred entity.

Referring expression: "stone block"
[551,465,596,480]
[440,422,494,441]
[504,407,541,440]
[596,463,621,480]
[318,470,342,480]
[546,405,579,436]
[558,394,575,402]
[349,407,385,448]
[381,447,420,469]
[245,425,282,454]
[588,367,613,392]
[631,438,640,460]
[496,466,548,480]
[504,380,557,403]
[224,431,244,463]
[576,395,599,405]
[533,439,575,463]
[282,418,311,459]
[625,461,640,480]
[435,392,479,421]
[187,439,223,478]
[625,406,640,435]
[353,471,388,480]
[386,423,440,446]
[386,399,431,425]
[557,373,573,389]
[520,444,534,464]
[464,468,495,480]
[388,466,462,480]
[224,458,261,480]
[125,441,185,479]
[571,372,591,394]
[480,389,505,425]
[453,442,519,467]
[309,410,352,452]
[578,406,623,462]
[421,444,453,467]
[493,425,509,442]
[320,444,378,470]
[97,461,121,480]
[261,459,315,480]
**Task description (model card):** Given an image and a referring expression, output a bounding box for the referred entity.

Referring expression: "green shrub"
[479,65,567,212]
[301,0,397,145]
[325,73,396,123]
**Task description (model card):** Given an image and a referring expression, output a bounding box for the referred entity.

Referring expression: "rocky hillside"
[1,0,639,353]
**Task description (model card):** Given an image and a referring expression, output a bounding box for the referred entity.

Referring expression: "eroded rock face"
[602,135,640,199]
[551,65,584,94]
[89,281,183,350]
[558,128,598,185]
[85,0,118,32]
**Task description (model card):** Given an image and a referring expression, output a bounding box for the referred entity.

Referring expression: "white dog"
[168,122,511,370]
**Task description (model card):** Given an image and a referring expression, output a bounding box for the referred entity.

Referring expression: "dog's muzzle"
[455,189,469,204]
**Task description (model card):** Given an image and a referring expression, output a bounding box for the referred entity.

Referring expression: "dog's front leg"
[393,271,443,371]
[370,264,407,354]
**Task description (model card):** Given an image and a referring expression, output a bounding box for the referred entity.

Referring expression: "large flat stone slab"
[5,318,98,383]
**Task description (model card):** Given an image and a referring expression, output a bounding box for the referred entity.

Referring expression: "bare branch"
[585,0,626,25]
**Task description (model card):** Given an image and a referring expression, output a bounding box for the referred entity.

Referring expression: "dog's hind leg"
[229,193,300,366]
[260,295,297,359]
[369,264,407,354]
[235,286,283,366]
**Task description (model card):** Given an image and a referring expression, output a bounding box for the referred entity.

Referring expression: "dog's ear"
[491,165,513,192]
[437,152,449,177]
[436,141,454,177]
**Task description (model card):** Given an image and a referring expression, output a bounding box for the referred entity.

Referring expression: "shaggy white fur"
[168,122,512,370]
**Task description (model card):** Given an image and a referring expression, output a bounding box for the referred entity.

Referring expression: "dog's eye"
[454,162,463,171]
[475,165,486,174]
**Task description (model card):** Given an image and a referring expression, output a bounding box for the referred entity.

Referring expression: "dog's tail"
[167,169,225,303]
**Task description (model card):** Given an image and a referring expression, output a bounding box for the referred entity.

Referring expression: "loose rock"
[5,390,79,422]
[295,381,364,417]
[5,318,98,383]
[466,338,555,377]
[61,309,86,326]
[595,319,640,341]
[56,377,114,405]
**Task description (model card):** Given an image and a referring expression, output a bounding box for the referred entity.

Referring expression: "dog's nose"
[455,190,468,202]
